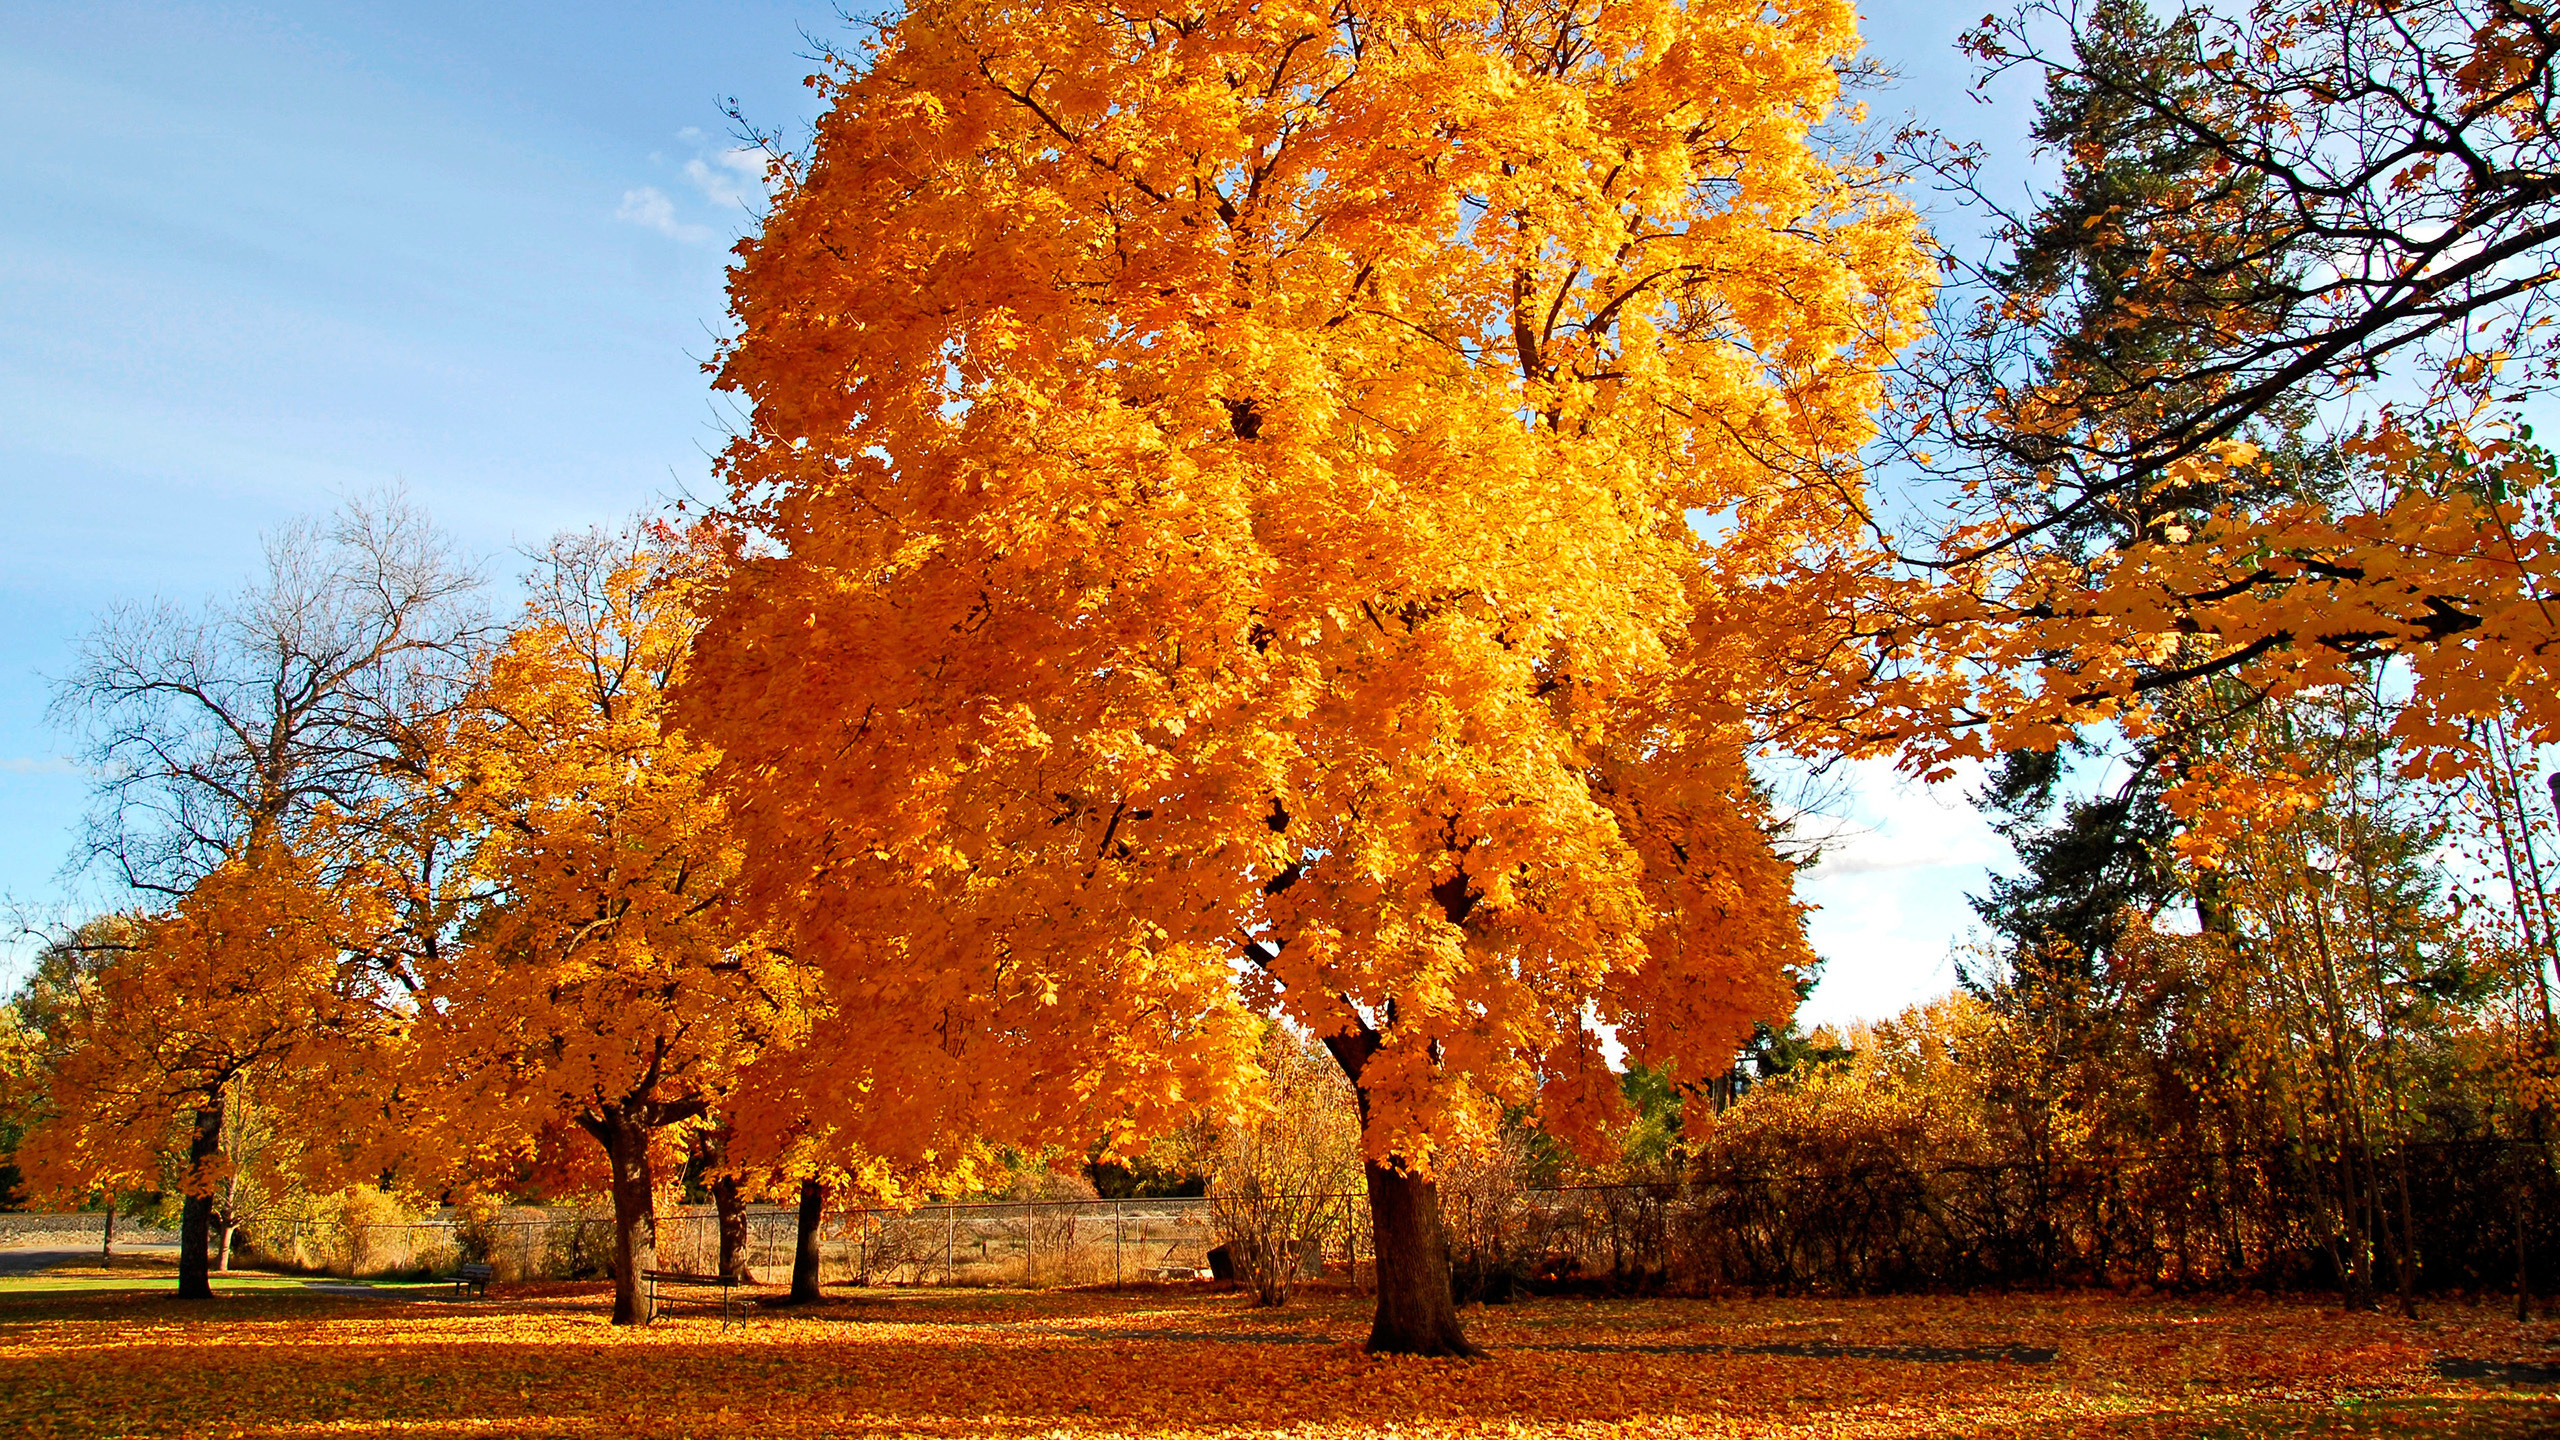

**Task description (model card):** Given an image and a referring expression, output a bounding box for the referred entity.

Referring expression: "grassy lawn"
[2,1269,2556,1437]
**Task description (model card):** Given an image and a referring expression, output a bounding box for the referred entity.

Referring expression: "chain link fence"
[0,1211,178,1251]
[222,1198,1241,1285]
[258,1187,1693,1288]
[54,1148,2538,1296]
[0,1187,1693,1288]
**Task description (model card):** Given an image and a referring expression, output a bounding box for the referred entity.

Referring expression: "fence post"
[1113,1199,1123,1290]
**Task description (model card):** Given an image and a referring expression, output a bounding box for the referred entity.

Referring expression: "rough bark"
[790,1178,825,1304]
[177,1098,223,1300]
[1319,1025,1479,1357]
[712,1174,753,1283]
[595,1109,659,1325]
[1361,1159,1483,1356]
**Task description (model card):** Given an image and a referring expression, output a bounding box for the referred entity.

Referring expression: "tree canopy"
[681,0,1929,1352]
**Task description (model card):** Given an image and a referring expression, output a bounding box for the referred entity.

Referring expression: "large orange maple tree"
[684,0,1929,1352]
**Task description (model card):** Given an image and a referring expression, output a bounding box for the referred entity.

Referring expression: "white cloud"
[1792,757,2007,1029]
[614,185,710,244]
[616,133,774,246]
[0,756,75,776]
[684,146,775,209]
[1799,757,2004,878]
[1797,887,1975,1031]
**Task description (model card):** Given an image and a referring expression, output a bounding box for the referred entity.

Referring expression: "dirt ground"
[3,1259,2557,1438]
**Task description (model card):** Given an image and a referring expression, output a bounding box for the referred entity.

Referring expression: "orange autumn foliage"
[406,529,813,1321]
[682,0,1931,1182]
[14,835,387,1207]
[412,529,809,1145]
[1854,429,2560,783]
[3,1285,2552,1439]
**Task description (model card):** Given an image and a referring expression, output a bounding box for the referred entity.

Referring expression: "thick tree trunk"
[1362,1160,1483,1356]
[712,1175,753,1283]
[790,1179,825,1304]
[1319,1026,1477,1356]
[177,1098,224,1300]
[598,1110,659,1326]
[218,1224,235,1274]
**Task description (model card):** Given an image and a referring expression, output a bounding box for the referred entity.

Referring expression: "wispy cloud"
[614,185,711,244]
[684,147,775,210]
[1794,756,2006,1027]
[0,757,76,776]
[619,129,775,245]
[1802,758,2003,878]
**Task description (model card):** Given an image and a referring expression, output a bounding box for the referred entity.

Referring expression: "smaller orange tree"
[409,527,812,1325]
[15,836,385,1298]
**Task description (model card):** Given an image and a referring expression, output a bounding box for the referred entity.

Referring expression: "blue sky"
[0,2,2044,1023]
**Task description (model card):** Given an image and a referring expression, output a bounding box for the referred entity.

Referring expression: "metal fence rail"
[44,1139,2551,1295]
[244,1197,1247,1286]
[278,1188,1675,1287]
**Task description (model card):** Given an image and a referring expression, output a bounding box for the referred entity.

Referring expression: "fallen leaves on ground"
[3,1277,2556,1438]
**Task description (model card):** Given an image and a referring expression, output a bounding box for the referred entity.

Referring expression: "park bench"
[641,1268,741,1327]
[1140,1240,1208,1282]
[448,1261,494,1300]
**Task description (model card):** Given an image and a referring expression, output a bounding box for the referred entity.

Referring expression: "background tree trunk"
[790,1179,825,1303]
[712,1174,752,1283]
[598,1110,658,1325]
[217,1167,241,1274]
[177,1098,223,1300]
[1361,1159,1480,1356]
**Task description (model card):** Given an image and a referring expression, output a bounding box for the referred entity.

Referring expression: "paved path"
[0,1249,94,1276]
[0,1243,180,1276]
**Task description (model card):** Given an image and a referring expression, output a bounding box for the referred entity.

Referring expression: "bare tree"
[41,490,484,1299]
[1204,1028,1362,1307]
[51,489,487,893]
[1915,0,2560,539]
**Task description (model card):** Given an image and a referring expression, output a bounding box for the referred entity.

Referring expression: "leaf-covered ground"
[4,1265,2557,1438]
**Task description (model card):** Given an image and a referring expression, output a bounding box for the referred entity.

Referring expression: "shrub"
[1204,1029,1360,1306]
